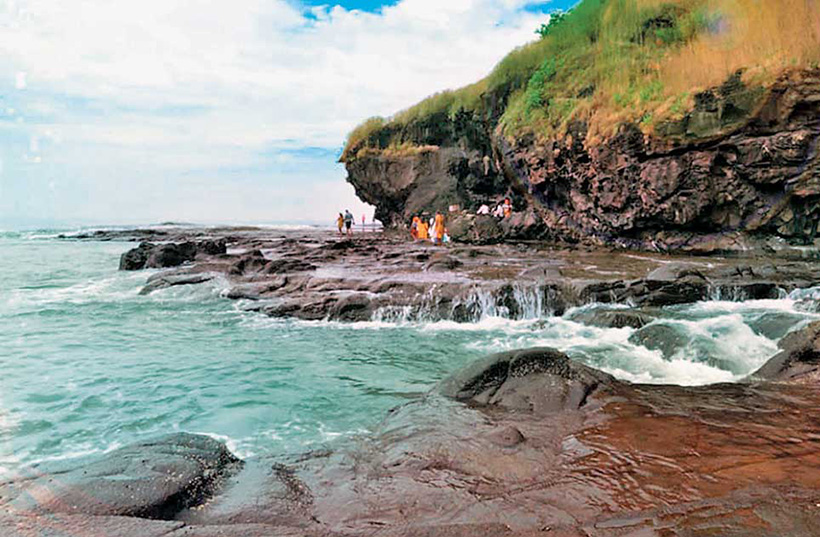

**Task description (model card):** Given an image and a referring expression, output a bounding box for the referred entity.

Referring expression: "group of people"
[410,212,449,244]
[476,197,513,219]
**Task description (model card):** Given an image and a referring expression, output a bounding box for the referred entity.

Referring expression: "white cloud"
[0,0,551,224]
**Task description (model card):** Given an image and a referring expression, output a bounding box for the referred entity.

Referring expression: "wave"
[236,296,815,386]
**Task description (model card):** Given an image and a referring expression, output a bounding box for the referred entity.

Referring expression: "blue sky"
[0,0,574,228]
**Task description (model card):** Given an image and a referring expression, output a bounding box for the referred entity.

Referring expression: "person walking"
[410,216,420,240]
[336,213,345,236]
[434,212,445,245]
[344,210,354,236]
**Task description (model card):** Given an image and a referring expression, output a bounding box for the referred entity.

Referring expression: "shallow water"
[1,230,818,473]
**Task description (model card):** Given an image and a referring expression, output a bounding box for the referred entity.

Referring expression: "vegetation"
[343,0,820,159]
[535,10,569,39]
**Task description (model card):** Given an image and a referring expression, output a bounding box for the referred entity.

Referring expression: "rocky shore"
[4,316,820,536]
[6,226,815,535]
[82,225,820,324]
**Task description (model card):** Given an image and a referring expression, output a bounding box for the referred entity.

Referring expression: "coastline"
[4,226,820,536]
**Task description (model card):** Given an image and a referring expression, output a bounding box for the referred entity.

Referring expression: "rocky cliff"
[342,0,820,252]
[344,68,820,252]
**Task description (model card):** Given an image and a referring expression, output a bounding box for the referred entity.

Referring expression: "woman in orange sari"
[410,216,420,240]
[434,212,445,244]
[418,219,429,240]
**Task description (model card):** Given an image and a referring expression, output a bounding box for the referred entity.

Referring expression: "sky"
[0,0,575,228]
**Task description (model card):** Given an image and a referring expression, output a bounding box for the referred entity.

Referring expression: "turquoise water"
[2,230,818,473]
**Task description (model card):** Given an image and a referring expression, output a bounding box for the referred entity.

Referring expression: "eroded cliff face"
[344,69,820,252]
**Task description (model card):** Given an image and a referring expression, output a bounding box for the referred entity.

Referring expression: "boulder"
[749,321,820,381]
[119,242,198,271]
[120,242,155,270]
[568,308,653,329]
[0,433,241,520]
[629,323,690,358]
[436,348,615,414]
[146,242,198,269]
[328,293,375,322]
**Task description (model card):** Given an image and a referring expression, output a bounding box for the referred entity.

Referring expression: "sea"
[2,226,819,475]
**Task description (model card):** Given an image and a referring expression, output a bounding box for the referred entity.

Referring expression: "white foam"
[197,432,257,460]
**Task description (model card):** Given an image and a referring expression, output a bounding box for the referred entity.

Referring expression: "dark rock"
[120,242,155,270]
[633,280,710,307]
[629,323,690,358]
[229,250,269,275]
[198,239,227,256]
[0,433,241,520]
[747,311,807,340]
[749,321,820,381]
[224,279,288,301]
[436,348,615,413]
[146,242,198,269]
[448,215,506,244]
[328,293,375,322]
[140,273,215,295]
[568,308,653,329]
[325,239,356,251]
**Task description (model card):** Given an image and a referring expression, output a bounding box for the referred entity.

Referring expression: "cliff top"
[342,0,820,161]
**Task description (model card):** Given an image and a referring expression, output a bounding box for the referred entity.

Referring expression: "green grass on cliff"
[343,0,820,160]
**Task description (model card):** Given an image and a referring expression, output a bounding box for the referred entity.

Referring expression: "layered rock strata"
[344,69,820,252]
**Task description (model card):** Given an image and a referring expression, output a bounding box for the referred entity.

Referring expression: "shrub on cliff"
[342,0,820,159]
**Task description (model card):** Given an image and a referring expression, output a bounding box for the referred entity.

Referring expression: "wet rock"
[0,433,241,519]
[750,320,820,381]
[629,323,690,358]
[140,273,215,295]
[747,310,807,340]
[567,308,653,329]
[328,293,375,322]
[632,279,710,307]
[229,250,269,275]
[146,242,199,269]
[120,242,199,271]
[713,282,783,301]
[436,347,615,413]
[120,242,155,270]
[224,279,288,301]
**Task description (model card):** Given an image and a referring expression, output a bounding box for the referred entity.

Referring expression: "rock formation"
[344,69,820,252]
